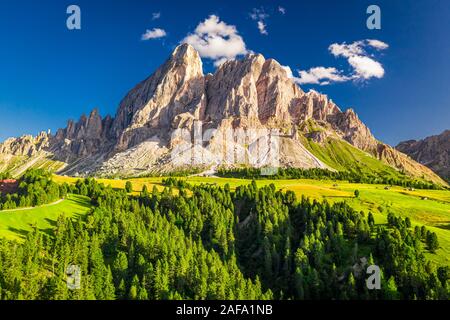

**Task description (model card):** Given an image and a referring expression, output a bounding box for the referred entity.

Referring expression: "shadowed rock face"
[0,44,446,184]
[397,130,450,181]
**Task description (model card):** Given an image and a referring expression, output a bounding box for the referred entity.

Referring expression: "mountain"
[396,130,450,182]
[0,44,446,185]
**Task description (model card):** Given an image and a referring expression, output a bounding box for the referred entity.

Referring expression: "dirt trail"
[0,199,65,213]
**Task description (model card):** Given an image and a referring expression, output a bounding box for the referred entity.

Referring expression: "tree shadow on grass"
[7,227,28,240]
[7,213,88,240]
[8,225,56,239]
[68,196,92,208]
[44,218,57,227]
[436,223,450,231]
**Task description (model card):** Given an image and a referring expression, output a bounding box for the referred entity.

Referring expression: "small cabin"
[0,179,18,194]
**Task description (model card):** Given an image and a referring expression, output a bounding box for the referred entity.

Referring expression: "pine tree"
[384,276,399,299]
[426,232,439,252]
[125,181,133,193]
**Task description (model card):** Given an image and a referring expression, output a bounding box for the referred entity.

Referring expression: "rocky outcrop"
[205,54,265,127]
[0,131,50,157]
[328,108,378,152]
[50,109,113,162]
[397,130,450,181]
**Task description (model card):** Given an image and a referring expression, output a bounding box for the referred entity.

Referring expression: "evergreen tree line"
[0,172,12,180]
[0,169,67,210]
[0,176,448,300]
[217,167,442,190]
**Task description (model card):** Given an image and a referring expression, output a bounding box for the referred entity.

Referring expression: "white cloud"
[278,6,286,15]
[329,41,365,58]
[152,12,161,20]
[182,15,248,66]
[348,55,385,79]
[367,39,389,50]
[141,28,167,40]
[257,21,268,35]
[250,8,269,21]
[329,39,388,80]
[285,39,388,86]
[283,65,349,86]
[250,8,269,35]
[296,67,350,85]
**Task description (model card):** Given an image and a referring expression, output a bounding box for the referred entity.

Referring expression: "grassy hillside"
[0,152,66,178]
[302,136,402,178]
[0,194,91,241]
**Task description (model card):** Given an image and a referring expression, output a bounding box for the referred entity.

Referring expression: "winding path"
[0,198,65,213]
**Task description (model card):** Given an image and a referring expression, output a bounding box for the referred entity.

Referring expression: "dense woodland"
[217,167,443,190]
[0,169,67,210]
[0,173,448,300]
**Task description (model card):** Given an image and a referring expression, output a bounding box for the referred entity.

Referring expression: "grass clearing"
[0,194,91,241]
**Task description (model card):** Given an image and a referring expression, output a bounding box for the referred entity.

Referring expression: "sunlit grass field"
[0,194,91,241]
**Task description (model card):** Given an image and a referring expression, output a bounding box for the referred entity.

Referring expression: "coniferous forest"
[0,175,448,300]
[0,169,67,210]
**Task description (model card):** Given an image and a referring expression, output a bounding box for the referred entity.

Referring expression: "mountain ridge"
[396,130,450,182]
[0,44,446,185]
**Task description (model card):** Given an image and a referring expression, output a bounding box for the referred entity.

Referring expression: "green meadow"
[0,194,91,241]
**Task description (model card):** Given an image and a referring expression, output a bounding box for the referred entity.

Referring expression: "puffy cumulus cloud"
[348,55,385,79]
[329,39,388,58]
[295,67,350,85]
[141,28,167,40]
[284,39,388,86]
[329,39,388,80]
[278,6,286,15]
[182,15,248,66]
[282,65,349,86]
[329,41,365,58]
[250,8,269,35]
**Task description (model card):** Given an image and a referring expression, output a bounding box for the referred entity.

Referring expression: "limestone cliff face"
[205,54,265,126]
[0,44,446,184]
[111,44,206,151]
[256,59,304,126]
[397,130,450,181]
[0,131,50,157]
[50,109,113,162]
[328,108,378,152]
[297,90,341,122]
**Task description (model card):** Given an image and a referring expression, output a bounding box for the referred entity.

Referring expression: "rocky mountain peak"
[328,107,377,151]
[111,44,206,150]
[169,43,204,79]
[397,130,450,181]
[205,53,266,123]
[0,131,50,157]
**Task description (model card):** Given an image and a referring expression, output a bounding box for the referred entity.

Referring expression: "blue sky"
[0,0,449,145]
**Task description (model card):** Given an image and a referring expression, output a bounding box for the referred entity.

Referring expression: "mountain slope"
[0,44,447,185]
[397,130,450,182]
